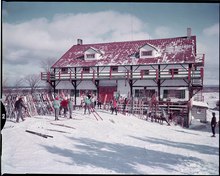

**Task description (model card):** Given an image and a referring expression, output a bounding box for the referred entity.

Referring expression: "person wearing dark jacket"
[122,98,127,114]
[211,112,217,137]
[14,97,27,123]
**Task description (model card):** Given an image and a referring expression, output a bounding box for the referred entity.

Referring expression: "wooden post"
[47,72,50,82]
[110,68,112,79]
[188,67,191,81]
[81,70,83,80]
[70,71,72,81]
[171,68,174,79]
[156,69,158,82]
[141,70,143,79]
[93,70,95,83]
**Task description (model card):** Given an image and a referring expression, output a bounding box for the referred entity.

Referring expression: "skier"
[122,98,127,114]
[61,97,68,118]
[53,97,60,120]
[111,99,118,115]
[84,95,91,115]
[14,96,27,123]
[68,97,73,119]
[211,112,217,137]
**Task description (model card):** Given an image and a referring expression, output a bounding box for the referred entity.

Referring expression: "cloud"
[2,9,8,17]
[2,10,151,85]
[155,26,171,38]
[203,23,219,36]
[2,10,219,86]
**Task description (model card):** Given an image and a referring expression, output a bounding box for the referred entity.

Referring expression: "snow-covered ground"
[1,92,219,175]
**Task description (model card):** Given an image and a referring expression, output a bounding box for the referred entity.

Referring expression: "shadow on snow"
[40,136,205,174]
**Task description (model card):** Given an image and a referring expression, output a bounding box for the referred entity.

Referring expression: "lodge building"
[41,28,204,127]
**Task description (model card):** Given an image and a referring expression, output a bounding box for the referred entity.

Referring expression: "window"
[142,51,152,56]
[142,70,149,75]
[169,69,178,75]
[86,54,95,59]
[163,90,185,99]
[135,89,155,98]
[111,66,118,72]
[61,68,68,73]
[83,67,90,73]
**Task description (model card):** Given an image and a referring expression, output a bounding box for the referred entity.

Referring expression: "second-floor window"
[83,67,90,73]
[86,54,95,59]
[142,70,150,75]
[169,68,178,75]
[61,68,68,73]
[111,66,118,72]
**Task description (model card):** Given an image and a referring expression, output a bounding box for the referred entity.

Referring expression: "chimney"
[187,28,191,39]
[77,39,83,45]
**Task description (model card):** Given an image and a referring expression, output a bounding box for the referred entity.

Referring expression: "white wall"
[77,80,96,90]
[99,80,117,86]
[56,81,74,89]
[117,80,130,97]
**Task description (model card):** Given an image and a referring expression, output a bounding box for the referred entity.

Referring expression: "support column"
[130,65,133,114]
[71,80,77,106]
[95,80,100,100]
[158,65,161,101]
[186,64,193,128]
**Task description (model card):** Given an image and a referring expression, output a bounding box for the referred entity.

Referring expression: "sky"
[1,92,219,174]
[1,2,219,86]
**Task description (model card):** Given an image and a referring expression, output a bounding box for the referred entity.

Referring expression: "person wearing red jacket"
[61,97,68,118]
[111,99,118,115]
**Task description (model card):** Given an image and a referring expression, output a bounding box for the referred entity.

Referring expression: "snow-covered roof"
[52,36,197,68]
[192,100,209,108]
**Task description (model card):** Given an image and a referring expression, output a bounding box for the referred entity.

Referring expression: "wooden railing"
[41,69,203,83]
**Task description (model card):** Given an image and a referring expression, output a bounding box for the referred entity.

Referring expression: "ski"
[46,129,71,134]
[25,130,53,138]
[50,123,76,129]
[90,108,103,120]
[90,111,99,121]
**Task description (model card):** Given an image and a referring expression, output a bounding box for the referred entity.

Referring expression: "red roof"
[52,36,197,68]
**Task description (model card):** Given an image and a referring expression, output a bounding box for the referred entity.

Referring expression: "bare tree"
[24,74,41,94]
[40,57,57,92]
[40,57,56,72]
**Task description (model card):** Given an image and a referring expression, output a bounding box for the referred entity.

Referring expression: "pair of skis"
[90,108,103,121]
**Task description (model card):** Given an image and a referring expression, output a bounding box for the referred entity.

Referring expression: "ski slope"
[1,99,219,174]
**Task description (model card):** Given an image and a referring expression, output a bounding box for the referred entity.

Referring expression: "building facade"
[41,29,205,127]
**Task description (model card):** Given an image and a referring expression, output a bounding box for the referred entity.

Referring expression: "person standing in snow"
[211,112,217,137]
[53,97,60,120]
[122,98,127,114]
[68,97,73,119]
[84,95,91,115]
[111,99,118,115]
[14,96,27,123]
[61,97,68,118]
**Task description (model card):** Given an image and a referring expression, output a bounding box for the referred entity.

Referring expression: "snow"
[192,100,209,108]
[1,92,219,175]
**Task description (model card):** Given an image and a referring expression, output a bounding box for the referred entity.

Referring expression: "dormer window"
[84,47,103,60]
[86,54,95,59]
[139,43,161,58]
[142,51,152,56]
